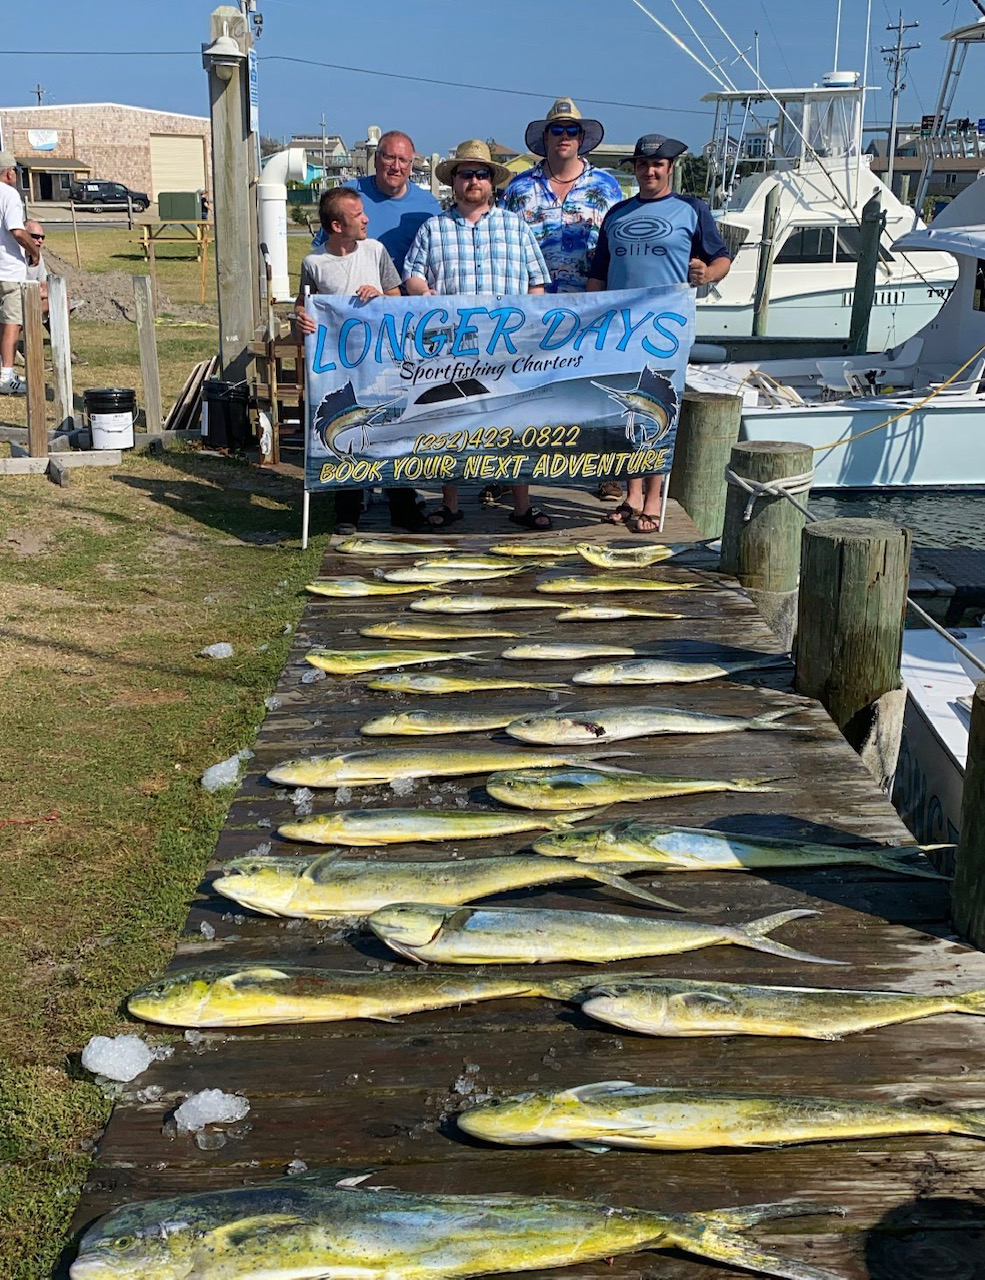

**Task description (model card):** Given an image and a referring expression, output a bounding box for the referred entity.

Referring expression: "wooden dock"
[62,497,985,1280]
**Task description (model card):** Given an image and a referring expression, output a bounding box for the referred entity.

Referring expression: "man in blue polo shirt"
[588,133,731,533]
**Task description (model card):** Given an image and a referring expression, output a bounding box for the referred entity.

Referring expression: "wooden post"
[667,390,742,538]
[21,281,46,457]
[952,681,985,945]
[133,276,163,434]
[796,518,910,782]
[199,228,210,304]
[849,192,885,353]
[147,240,159,316]
[70,199,81,268]
[720,440,813,651]
[751,184,780,337]
[48,275,74,436]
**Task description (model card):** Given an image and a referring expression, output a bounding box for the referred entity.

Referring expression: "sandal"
[630,512,661,534]
[601,502,640,526]
[425,505,464,530]
[479,483,506,505]
[509,507,553,531]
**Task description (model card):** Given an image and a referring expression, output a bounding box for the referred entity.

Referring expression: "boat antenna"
[624,0,735,90]
[664,0,740,91]
[833,0,843,69]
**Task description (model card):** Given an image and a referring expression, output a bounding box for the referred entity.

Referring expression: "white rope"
[724,465,816,522]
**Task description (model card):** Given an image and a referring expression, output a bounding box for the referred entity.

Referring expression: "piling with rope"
[795,518,910,787]
[667,390,742,538]
[720,440,814,650]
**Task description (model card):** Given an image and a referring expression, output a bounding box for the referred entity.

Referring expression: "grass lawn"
[0,371,333,1267]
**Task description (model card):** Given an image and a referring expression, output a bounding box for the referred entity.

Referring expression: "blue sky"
[2,0,982,156]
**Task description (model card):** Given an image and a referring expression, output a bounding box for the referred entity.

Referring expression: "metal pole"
[881,12,920,195]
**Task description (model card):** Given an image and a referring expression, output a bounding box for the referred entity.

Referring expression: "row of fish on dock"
[73,534,976,1280]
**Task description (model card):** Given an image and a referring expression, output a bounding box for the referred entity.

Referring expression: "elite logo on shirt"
[611,214,671,257]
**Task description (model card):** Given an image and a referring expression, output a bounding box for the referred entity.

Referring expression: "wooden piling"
[720,440,813,650]
[752,184,780,337]
[133,277,163,435]
[21,281,46,458]
[667,390,742,539]
[48,275,74,436]
[952,681,985,946]
[849,193,885,354]
[795,518,910,780]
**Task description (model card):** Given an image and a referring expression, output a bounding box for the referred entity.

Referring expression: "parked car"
[70,180,150,213]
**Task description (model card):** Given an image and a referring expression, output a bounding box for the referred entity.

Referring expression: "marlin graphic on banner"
[590,367,679,446]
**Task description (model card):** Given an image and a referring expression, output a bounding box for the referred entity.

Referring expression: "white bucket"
[90,410,135,450]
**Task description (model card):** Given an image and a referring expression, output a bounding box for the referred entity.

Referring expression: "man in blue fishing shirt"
[588,133,731,533]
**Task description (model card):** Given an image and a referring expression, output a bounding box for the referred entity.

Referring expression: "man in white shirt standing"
[295,186,402,533]
[0,152,38,395]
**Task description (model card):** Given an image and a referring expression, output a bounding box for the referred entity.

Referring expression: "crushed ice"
[81,1034,154,1082]
[264,695,282,711]
[389,777,416,796]
[173,1088,250,1133]
[199,921,216,940]
[201,748,253,792]
[334,786,353,805]
[199,642,234,659]
[286,1159,309,1176]
[291,787,315,815]
[301,668,327,684]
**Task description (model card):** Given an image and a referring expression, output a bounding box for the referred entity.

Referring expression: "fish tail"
[735,909,847,966]
[668,1203,847,1280]
[748,708,810,731]
[868,847,952,879]
[728,775,785,792]
[953,988,985,1016]
[953,1109,985,1138]
[578,865,686,912]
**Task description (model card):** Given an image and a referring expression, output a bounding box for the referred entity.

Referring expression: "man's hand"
[294,309,316,335]
[689,256,730,287]
[352,285,382,302]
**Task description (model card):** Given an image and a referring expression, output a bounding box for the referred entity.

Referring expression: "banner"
[303,284,695,492]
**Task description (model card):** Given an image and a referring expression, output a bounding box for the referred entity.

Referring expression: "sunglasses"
[455,167,491,181]
[29,233,44,241]
[548,124,582,137]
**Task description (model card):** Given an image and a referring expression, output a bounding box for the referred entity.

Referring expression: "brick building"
[0,103,212,204]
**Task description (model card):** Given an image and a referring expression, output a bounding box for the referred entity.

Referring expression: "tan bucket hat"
[434,139,513,188]
[525,97,604,157]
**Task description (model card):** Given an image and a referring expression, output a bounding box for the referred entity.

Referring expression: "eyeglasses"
[29,232,44,240]
[455,168,492,181]
[378,151,412,167]
[548,124,582,137]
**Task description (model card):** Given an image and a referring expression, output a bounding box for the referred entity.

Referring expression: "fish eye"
[112,1236,134,1250]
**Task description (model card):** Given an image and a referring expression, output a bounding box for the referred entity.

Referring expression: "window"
[775,226,836,264]
[944,172,958,188]
[835,226,895,264]
[415,379,490,405]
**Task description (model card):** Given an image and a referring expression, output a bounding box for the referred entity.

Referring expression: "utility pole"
[32,84,45,105]
[320,113,328,191]
[881,12,920,194]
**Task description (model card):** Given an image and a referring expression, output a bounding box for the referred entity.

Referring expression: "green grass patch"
[0,449,332,1279]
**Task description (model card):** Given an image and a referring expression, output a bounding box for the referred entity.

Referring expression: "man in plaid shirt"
[404,139,553,531]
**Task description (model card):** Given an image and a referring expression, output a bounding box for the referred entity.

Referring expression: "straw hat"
[620,133,688,167]
[434,139,513,188]
[525,97,604,157]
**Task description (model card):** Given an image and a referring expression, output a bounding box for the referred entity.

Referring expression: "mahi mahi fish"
[304,647,480,676]
[366,673,568,695]
[557,605,686,622]
[414,554,545,571]
[488,541,581,557]
[336,535,457,555]
[572,653,791,685]
[502,642,642,661]
[410,594,569,613]
[279,805,608,846]
[306,577,436,598]
[574,543,693,569]
[212,852,684,917]
[360,620,521,640]
[579,976,985,1039]
[505,704,805,744]
[266,747,628,788]
[458,1080,985,1151]
[360,708,528,735]
[536,575,698,594]
[383,565,526,584]
[69,1175,850,1280]
[486,764,777,810]
[125,964,655,1028]
[532,821,946,879]
[367,903,840,966]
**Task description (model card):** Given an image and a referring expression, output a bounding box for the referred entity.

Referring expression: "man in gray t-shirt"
[295,188,402,533]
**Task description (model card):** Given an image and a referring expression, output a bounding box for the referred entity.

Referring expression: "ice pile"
[389,777,416,797]
[81,1034,154,1082]
[286,1159,308,1176]
[291,787,315,815]
[201,748,254,793]
[264,695,283,711]
[199,642,234,659]
[173,1089,250,1133]
[200,920,216,940]
[333,786,353,805]
[301,667,327,684]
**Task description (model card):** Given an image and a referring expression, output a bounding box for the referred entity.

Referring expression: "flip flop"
[601,502,640,526]
[630,512,661,534]
[509,507,553,531]
[479,483,506,505]
[425,505,464,530]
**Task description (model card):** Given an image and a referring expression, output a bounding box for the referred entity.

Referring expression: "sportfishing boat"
[686,169,985,488]
[696,70,955,348]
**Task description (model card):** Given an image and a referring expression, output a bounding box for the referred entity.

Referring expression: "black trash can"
[201,379,253,451]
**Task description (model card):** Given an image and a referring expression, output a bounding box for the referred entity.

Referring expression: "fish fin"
[215,966,294,988]
[748,707,810,731]
[689,1201,846,1230]
[868,847,951,879]
[368,1014,403,1023]
[666,1205,848,1280]
[571,1140,613,1153]
[208,1215,307,1248]
[579,865,686,912]
[953,988,985,1016]
[734,909,847,966]
[557,1081,638,1102]
[670,991,733,1011]
[552,806,611,827]
[954,1109,985,1138]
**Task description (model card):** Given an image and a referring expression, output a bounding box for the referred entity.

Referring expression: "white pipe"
[258,146,307,302]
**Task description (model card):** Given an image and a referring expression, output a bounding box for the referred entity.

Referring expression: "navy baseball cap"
[621,134,688,167]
